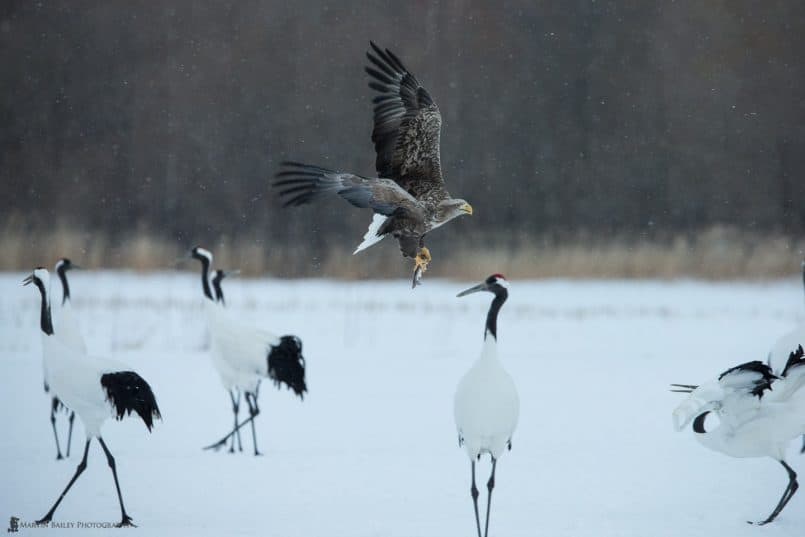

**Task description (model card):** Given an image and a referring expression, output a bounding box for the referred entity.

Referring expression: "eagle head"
[437,198,473,224]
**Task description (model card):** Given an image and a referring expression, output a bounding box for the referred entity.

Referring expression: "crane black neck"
[198,257,213,301]
[484,288,508,341]
[34,279,54,336]
[693,411,710,434]
[212,274,225,305]
[56,264,70,305]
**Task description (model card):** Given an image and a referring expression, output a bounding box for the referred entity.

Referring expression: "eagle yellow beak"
[461,203,473,215]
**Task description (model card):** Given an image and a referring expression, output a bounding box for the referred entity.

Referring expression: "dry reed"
[1,224,802,280]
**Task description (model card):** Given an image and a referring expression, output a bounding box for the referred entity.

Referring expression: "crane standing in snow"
[24,268,161,527]
[190,247,307,455]
[211,267,243,452]
[672,346,805,525]
[43,258,85,460]
[454,274,520,537]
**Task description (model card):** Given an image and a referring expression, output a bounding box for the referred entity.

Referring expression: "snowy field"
[1,271,804,536]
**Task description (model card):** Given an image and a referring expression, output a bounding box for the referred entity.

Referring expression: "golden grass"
[438,227,804,280]
[1,224,802,279]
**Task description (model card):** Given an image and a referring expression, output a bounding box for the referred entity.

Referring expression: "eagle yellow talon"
[414,247,431,273]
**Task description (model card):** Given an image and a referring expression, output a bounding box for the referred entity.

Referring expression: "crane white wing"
[674,356,805,434]
[673,362,772,432]
[204,301,278,389]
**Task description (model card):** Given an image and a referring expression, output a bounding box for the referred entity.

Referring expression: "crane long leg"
[50,398,64,460]
[470,460,482,537]
[245,392,262,456]
[65,411,75,458]
[98,437,135,527]
[483,458,497,537]
[203,414,259,451]
[750,460,798,525]
[228,390,243,453]
[800,435,805,455]
[37,439,90,524]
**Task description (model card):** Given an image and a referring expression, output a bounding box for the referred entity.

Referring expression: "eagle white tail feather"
[353,214,388,254]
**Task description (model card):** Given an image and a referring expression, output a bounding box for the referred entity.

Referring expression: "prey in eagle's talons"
[412,247,431,288]
[412,267,423,288]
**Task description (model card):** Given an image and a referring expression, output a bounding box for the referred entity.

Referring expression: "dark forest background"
[1,1,803,277]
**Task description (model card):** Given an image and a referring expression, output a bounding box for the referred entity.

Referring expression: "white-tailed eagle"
[274,42,473,287]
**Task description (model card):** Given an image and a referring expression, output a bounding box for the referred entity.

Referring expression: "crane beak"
[670,383,698,393]
[22,275,33,286]
[224,269,241,278]
[457,282,487,297]
[461,202,473,215]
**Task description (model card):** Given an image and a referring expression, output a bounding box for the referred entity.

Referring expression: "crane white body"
[43,335,126,438]
[41,303,85,398]
[454,337,520,460]
[204,299,280,393]
[52,301,86,353]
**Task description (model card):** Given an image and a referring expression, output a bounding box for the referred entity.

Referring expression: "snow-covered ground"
[1,271,804,536]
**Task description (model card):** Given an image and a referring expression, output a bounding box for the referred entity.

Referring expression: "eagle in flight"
[274,42,473,287]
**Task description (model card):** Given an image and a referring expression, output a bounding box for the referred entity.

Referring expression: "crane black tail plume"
[267,336,307,399]
[101,372,162,431]
[781,345,805,377]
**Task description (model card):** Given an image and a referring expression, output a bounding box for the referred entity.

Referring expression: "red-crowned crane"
[190,247,307,456]
[24,268,161,527]
[672,346,805,525]
[454,274,520,537]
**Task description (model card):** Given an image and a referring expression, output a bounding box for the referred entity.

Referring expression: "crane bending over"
[672,346,805,525]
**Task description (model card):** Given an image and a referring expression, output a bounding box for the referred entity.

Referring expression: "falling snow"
[1,272,804,536]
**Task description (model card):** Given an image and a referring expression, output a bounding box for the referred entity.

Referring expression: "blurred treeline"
[1,1,803,277]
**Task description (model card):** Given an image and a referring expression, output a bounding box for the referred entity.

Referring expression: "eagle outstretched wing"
[366,42,444,199]
[274,161,424,218]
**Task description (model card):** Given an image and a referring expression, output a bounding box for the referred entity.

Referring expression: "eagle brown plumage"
[274,42,473,288]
